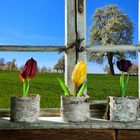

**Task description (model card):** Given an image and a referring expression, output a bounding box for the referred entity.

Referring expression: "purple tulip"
[117,59,132,72]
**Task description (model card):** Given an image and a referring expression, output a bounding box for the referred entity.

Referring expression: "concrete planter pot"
[61,96,90,122]
[109,96,139,122]
[10,95,40,123]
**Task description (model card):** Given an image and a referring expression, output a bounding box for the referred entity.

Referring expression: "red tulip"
[21,58,37,80]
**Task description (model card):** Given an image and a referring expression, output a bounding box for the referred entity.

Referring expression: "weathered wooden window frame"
[0,2,140,137]
[0,0,139,98]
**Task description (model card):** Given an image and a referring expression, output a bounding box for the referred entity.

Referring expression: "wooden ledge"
[0,117,140,130]
[0,100,139,130]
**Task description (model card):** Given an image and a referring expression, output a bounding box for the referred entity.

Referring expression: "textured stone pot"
[61,96,90,122]
[109,96,139,122]
[10,95,40,123]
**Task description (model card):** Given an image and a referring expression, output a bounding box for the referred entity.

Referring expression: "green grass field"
[0,71,138,108]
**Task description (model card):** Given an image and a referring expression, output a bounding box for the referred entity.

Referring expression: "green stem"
[120,72,129,97]
[23,82,25,96]
[25,80,30,96]
[120,72,125,97]
[122,72,125,97]
[23,80,27,96]
[23,79,30,96]
[124,73,129,97]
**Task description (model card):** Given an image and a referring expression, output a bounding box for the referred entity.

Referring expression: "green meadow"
[0,71,138,108]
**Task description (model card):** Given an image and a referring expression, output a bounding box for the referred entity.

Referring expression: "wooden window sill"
[0,117,140,130]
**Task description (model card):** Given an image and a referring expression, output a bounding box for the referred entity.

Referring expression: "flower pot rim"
[108,96,139,100]
[11,94,40,99]
[61,95,89,99]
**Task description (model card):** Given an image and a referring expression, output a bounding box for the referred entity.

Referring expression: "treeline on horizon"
[0,57,64,73]
[0,57,138,75]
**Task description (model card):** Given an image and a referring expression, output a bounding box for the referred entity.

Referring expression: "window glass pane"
[0,0,64,45]
[87,51,138,100]
[86,0,138,45]
[0,52,64,108]
[86,0,138,100]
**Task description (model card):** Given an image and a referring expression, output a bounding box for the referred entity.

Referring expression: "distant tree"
[53,64,60,73]
[53,56,65,73]
[6,59,17,71]
[37,66,40,73]
[0,58,5,64]
[19,65,24,72]
[128,64,138,75]
[103,65,111,74]
[58,56,65,73]
[41,66,47,73]
[10,59,17,71]
[0,64,5,70]
[0,58,5,70]
[88,5,134,75]
[47,67,52,73]
[6,61,12,71]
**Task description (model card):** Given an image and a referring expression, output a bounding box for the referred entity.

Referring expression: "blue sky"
[0,0,138,73]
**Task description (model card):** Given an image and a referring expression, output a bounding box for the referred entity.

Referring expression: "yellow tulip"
[71,61,86,86]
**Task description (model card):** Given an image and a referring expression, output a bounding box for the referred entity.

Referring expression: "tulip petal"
[20,74,24,83]
[72,61,86,86]
[117,59,132,72]
[29,58,37,79]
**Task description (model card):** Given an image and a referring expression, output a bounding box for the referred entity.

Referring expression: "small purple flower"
[117,59,132,72]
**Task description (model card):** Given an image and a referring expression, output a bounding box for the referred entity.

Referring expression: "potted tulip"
[106,59,139,122]
[58,61,90,122]
[10,58,40,123]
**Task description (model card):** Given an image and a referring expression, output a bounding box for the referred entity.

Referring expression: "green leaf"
[77,81,87,97]
[58,78,71,96]
[23,80,28,96]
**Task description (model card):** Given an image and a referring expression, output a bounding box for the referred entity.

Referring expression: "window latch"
[78,0,84,14]
[58,38,85,54]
